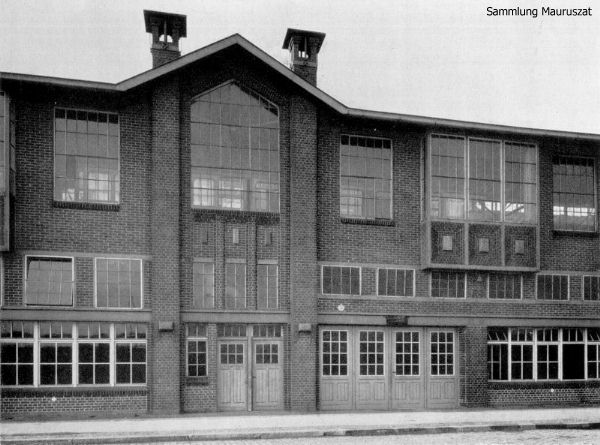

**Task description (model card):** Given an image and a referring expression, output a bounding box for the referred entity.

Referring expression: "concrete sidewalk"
[2,407,600,444]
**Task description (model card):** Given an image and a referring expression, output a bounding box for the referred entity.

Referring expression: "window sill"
[192,208,279,222]
[341,217,394,227]
[552,230,598,238]
[185,376,209,386]
[53,201,120,212]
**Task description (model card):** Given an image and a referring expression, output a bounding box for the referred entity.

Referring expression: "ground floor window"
[186,323,208,378]
[487,327,600,381]
[0,321,147,387]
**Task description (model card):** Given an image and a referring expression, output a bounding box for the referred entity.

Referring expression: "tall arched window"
[190,82,280,212]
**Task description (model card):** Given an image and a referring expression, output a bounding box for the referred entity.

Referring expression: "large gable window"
[553,157,596,232]
[429,135,537,223]
[54,108,119,204]
[190,82,280,212]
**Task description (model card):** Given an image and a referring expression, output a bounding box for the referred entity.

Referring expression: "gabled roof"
[1,33,599,142]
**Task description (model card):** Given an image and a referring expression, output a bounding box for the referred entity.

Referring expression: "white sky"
[1,0,599,134]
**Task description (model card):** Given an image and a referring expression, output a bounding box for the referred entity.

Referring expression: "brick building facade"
[1,11,599,417]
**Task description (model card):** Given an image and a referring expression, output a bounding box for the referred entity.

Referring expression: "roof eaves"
[0,72,117,92]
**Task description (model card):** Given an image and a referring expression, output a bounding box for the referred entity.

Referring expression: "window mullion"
[533,329,538,381]
[508,328,512,381]
[110,324,115,386]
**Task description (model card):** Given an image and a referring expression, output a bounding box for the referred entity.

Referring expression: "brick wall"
[489,382,600,407]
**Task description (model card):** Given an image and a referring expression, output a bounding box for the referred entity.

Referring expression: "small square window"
[478,238,490,253]
[442,235,453,251]
[514,239,525,255]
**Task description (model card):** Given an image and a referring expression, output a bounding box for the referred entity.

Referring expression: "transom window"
[54,108,119,203]
[190,82,279,212]
[193,261,215,309]
[431,271,465,298]
[321,266,360,295]
[95,258,142,308]
[488,274,522,299]
[553,157,596,232]
[537,274,569,300]
[340,135,392,219]
[377,268,414,297]
[0,321,146,387]
[24,257,73,306]
[487,327,600,381]
[186,324,207,378]
[429,135,536,223]
[321,330,348,376]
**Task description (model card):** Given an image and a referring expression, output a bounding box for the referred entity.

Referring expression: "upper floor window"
[190,82,279,212]
[431,271,465,298]
[257,263,278,309]
[377,268,414,297]
[340,135,392,219]
[583,276,600,301]
[95,258,142,309]
[0,91,6,194]
[24,256,73,306]
[429,135,536,223]
[192,261,215,309]
[321,265,360,295]
[225,261,246,309]
[553,157,596,232]
[54,108,119,204]
[537,274,569,300]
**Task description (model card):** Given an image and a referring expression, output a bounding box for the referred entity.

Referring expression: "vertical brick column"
[150,78,181,413]
[462,325,488,406]
[215,217,225,309]
[289,95,318,411]
[247,219,257,310]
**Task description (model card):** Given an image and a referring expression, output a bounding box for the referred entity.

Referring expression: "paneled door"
[319,329,352,410]
[355,329,388,410]
[391,329,425,409]
[217,341,247,411]
[426,330,458,408]
[252,340,284,410]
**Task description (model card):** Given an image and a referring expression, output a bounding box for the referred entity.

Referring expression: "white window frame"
[376,267,415,297]
[393,329,421,377]
[320,329,350,377]
[94,257,144,309]
[536,273,570,301]
[339,134,393,220]
[429,271,467,299]
[23,255,75,307]
[428,133,538,224]
[53,107,120,204]
[429,330,456,376]
[0,321,147,388]
[320,265,362,296]
[185,324,208,378]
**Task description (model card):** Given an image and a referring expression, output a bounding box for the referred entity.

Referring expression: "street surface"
[149,429,600,445]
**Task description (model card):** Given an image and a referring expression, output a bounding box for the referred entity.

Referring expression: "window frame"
[23,255,75,307]
[0,321,147,388]
[186,324,208,378]
[552,156,597,233]
[320,265,362,296]
[257,262,279,309]
[430,271,466,299]
[487,327,600,382]
[536,273,570,301]
[192,260,215,309]
[428,133,538,224]
[583,275,600,301]
[339,134,393,220]
[376,267,415,297]
[487,273,523,300]
[320,329,349,377]
[53,106,120,205]
[224,260,247,309]
[94,257,144,309]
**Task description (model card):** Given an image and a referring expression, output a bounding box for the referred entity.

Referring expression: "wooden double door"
[320,326,458,411]
[217,337,284,411]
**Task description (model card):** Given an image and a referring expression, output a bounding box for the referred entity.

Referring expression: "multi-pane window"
[358,330,384,376]
[430,331,454,376]
[186,324,207,378]
[487,327,600,381]
[54,108,119,203]
[537,274,569,300]
[217,324,246,338]
[253,325,282,338]
[225,262,246,309]
[25,257,73,306]
[220,344,244,364]
[258,264,278,309]
[0,321,147,387]
[588,328,600,379]
[431,271,465,298]
[469,139,502,221]
[321,330,348,376]
[553,157,596,232]
[255,344,279,364]
[339,135,392,219]
[96,258,142,308]
[583,276,600,301]
[78,322,110,385]
[488,274,522,299]
[192,261,215,308]
[0,321,34,386]
[394,331,420,376]
[377,268,414,297]
[429,135,537,223]
[115,323,147,385]
[190,82,280,212]
[322,266,360,295]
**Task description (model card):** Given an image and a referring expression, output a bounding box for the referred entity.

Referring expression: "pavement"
[1,407,600,444]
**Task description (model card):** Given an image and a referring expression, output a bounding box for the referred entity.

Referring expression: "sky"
[1,0,599,134]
